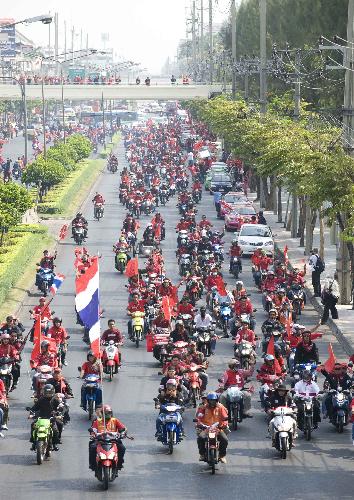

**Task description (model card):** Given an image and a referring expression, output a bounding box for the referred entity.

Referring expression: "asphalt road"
[0,139,353,500]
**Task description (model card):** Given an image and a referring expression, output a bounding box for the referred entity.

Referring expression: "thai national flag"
[75,256,100,357]
[50,273,65,296]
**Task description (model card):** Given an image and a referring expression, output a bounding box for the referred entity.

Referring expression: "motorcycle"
[159,188,169,206]
[224,385,244,430]
[94,202,104,221]
[114,250,128,273]
[269,406,296,459]
[218,302,232,336]
[73,223,86,245]
[295,395,318,441]
[142,199,155,215]
[293,362,318,381]
[102,341,120,381]
[288,284,305,322]
[36,267,54,297]
[157,403,183,454]
[177,230,189,248]
[185,364,202,407]
[234,340,255,370]
[194,326,213,357]
[212,243,224,264]
[200,422,221,474]
[91,431,127,490]
[0,357,13,394]
[179,253,191,276]
[131,311,145,348]
[329,387,350,433]
[28,412,53,465]
[82,374,101,420]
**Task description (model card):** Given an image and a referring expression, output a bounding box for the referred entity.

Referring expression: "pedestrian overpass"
[0,83,224,101]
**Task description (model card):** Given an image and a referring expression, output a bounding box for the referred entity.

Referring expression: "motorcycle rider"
[234,318,256,346]
[79,352,102,409]
[143,224,155,245]
[123,214,138,234]
[219,359,254,417]
[196,392,229,463]
[28,384,61,451]
[127,293,147,339]
[0,333,20,389]
[155,379,184,440]
[39,249,57,270]
[228,239,242,273]
[72,212,88,239]
[92,192,105,218]
[261,309,285,353]
[101,319,123,367]
[294,330,320,365]
[30,339,56,370]
[194,306,216,355]
[321,362,352,419]
[186,341,209,391]
[176,296,195,318]
[89,404,127,471]
[197,235,213,254]
[47,317,68,366]
[170,321,189,343]
[47,367,73,424]
[198,215,212,231]
[232,293,255,333]
[294,370,321,428]
[151,212,165,240]
[265,384,296,443]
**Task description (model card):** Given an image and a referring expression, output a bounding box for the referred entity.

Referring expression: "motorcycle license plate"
[209,432,216,438]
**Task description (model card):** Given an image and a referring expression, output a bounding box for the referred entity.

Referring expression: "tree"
[22,157,67,202]
[0,183,33,245]
[66,135,92,161]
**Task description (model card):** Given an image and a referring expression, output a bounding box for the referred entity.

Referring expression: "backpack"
[315,256,325,274]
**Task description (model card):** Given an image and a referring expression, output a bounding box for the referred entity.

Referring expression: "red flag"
[154,224,161,241]
[31,318,42,361]
[215,276,227,296]
[169,285,179,307]
[284,245,289,265]
[59,224,68,241]
[162,296,171,321]
[267,334,275,356]
[285,312,292,337]
[125,257,139,278]
[324,343,336,372]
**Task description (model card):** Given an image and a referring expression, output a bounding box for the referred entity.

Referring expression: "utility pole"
[209,0,213,84]
[244,72,249,100]
[71,26,75,64]
[54,13,59,75]
[200,0,204,80]
[291,49,300,238]
[231,0,237,98]
[338,0,354,304]
[64,21,67,59]
[192,1,197,82]
[259,0,267,207]
[101,92,106,150]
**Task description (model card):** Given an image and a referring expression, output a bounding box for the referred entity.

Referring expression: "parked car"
[237,224,274,255]
[225,205,257,231]
[209,173,232,194]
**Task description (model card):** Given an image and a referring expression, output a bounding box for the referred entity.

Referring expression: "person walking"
[308,248,325,297]
[213,190,222,217]
[321,272,340,324]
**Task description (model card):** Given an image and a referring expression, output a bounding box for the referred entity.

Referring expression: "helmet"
[276,384,288,393]
[200,306,206,312]
[235,280,244,290]
[102,404,113,420]
[39,297,46,303]
[277,288,285,295]
[40,340,50,349]
[1,333,10,340]
[302,370,312,382]
[267,270,275,276]
[87,350,96,361]
[76,212,82,217]
[206,392,219,401]
[166,379,177,387]
[241,317,250,325]
[53,317,62,324]
[175,320,183,326]
[232,239,238,245]
[228,359,240,369]
[269,308,277,315]
[43,384,55,398]
[265,354,275,362]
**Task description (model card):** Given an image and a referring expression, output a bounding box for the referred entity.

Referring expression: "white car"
[238,224,274,255]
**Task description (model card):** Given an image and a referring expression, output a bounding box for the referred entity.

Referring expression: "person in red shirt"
[233,293,253,316]
[101,319,123,344]
[127,293,146,338]
[92,192,105,205]
[31,297,53,319]
[163,354,188,376]
[198,215,212,230]
[176,217,191,231]
[153,309,171,330]
[0,378,8,433]
[47,317,68,366]
[39,249,57,270]
[176,296,195,318]
[258,254,273,271]
[0,333,20,389]
[287,268,305,287]
[31,340,57,369]
[251,248,263,268]
[234,319,256,346]
[219,359,253,418]
[261,271,279,292]
[79,352,102,409]
[158,279,173,298]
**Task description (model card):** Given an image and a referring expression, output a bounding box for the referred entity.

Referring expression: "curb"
[273,241,353,356]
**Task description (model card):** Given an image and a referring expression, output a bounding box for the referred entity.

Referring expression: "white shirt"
[308,254,318,273]
[194,313,213,329]
[322,277,340,300]
[294,380,320,397]
[187,152,194,161]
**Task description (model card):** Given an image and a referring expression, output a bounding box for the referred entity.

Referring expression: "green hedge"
[37,159,104,216]
[0,224,52,306]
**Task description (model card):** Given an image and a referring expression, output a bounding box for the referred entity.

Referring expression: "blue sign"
[0,19,16,58]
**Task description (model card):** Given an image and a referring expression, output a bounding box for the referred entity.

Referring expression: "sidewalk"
[251,192,354,356]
